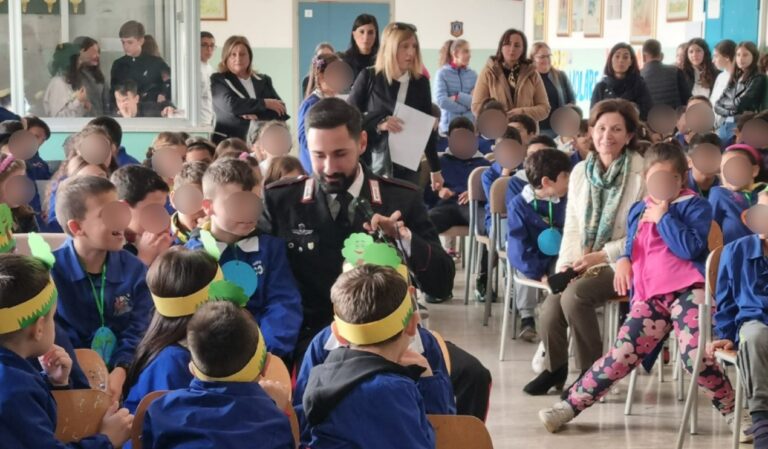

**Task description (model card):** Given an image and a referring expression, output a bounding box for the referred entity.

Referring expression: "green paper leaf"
[362,243,401,269]
[341,233,374,266]
[0,204,14,254]
[28,232,55,269]
[209,280,249,308]
[200,230,221,260]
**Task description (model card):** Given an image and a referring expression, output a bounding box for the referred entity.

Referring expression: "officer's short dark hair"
[642,39,662,59]
[202,158,256,199]
[306,98,363,141]
[110,165,169,207]
[508,114,537,135]
[56,176,116,235]
[187,301,261,378]
[448,116,474,135]
[88,116,123,146]
[525,148,572,189]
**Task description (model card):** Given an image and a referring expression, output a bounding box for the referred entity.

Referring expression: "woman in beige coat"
[471,28,550,122]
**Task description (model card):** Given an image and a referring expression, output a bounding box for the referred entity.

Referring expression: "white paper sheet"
[388,102,436,171]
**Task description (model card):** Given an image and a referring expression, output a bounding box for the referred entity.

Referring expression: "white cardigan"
[556,150,646,271]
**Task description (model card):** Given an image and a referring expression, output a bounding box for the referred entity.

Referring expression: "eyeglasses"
[535,54,552,59]
[392,22,417,32]
[201,43,216,49]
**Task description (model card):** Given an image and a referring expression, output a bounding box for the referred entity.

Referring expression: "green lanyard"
[86,263,108,327]
[533,199,554,228]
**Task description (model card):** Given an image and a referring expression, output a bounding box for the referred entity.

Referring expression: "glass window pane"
[0,12,12,117]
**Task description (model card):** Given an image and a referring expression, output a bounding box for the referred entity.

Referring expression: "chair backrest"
[428,414,494,449]
[467,166,489,202]
[489,176,510,215]
[74,348,109,391]
[13,233,68,256]
[427,330,452,375]
[131,390,169,449]
[707,221,723,251]
[705,246,724,307]
[484,153,495,162]
[263,353,293,400]
[52,389,111,442]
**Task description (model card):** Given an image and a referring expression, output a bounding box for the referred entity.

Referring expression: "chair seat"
[441,226,469,238]
[513,274,552,294]
[608,296,629,303]
[715,349,738,364]
[476,235,490,246]
[498,250,506,259]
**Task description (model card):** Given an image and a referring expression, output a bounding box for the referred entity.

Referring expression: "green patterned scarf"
[582,151,631,252]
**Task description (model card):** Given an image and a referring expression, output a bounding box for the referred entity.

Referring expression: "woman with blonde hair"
[530,42,576,137]
[471,28,550,123]
[347,22,443,189]
[210,35,287,143]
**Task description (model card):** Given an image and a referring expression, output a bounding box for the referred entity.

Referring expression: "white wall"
[201,0,293,48]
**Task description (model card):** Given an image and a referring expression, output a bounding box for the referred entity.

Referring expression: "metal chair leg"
[732,368,744,449]
[499,261,515,361]
[463,238,475,305]
[624,368,638,415]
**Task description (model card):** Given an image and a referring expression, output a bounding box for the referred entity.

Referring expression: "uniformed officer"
[261,98,491,421]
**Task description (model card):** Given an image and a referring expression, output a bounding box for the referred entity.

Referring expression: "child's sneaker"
[725,411,753,443]
[539,401,575,433]
[518,317,537,342]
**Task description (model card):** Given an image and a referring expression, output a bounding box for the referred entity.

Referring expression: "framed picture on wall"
[557,0,571,36]
[201,0,227,21]
[606,0,622,20]
[583,0,604,37]
[666,0,691,22]
[533,0,548,41]
[572,0,584,32]
[629,0,656,44]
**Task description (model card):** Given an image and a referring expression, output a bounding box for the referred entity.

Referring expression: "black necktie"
[335,191,353,227]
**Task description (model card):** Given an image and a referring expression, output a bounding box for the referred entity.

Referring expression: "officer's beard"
[317,171,355,194]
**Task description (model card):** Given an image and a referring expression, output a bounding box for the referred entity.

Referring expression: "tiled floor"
[425,266,748,449]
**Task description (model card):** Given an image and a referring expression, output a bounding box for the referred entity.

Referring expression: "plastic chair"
[464,166,490,304]
[428,414,494,449]
[263,353,293,400]
[428,329,452,375]
[13,233,68,255]
[483,176,510,326]
[74,348,109,391]
[52,389,111,443]
[675,246,724,449]
[500,260,552,360]
[131,390,169,449]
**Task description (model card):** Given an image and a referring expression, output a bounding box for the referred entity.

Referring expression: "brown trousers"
[539,266,617,372]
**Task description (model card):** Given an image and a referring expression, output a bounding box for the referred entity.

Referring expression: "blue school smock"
[477,135,494,154]
[52,238,152,368]
[623,194,712,275]
[439,151,491,196]
[687,171,720,198]
[708,185,762,244]
[25,152,51,214]
[186,234,302,357]
[142,378,294,449]
[714,234,768,344]
[293,325,455,444]
[124,344,192,413]
[298,93,321,173]
[45,178,64,233]
[304,349,439,449]
[481,163,527,234]
[0,347,112,449]
[569,151,583,169]
[116,146,139,167]
[27,323,90,390]
[506,189,566,280]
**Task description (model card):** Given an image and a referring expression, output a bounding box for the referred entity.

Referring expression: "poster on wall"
[557,0,571,36]
[666,0,691,22]
[201,0,227,21]
[606,0,622,20]
[533,0,548,41]
[583,0,604,37]
[630,0,656,44]
[572,0,584,32]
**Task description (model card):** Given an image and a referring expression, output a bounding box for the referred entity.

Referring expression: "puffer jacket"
[433,64,478,134]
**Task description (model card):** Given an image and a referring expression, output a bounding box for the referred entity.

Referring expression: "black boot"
[523,364,568,396]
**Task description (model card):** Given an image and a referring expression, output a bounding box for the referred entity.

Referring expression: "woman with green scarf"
[524,99,647,395]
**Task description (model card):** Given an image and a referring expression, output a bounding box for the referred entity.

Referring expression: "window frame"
[5,0,206,133]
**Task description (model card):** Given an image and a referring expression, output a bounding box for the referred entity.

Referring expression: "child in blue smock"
[141,300,294,449]
[0,253,133,449]
[686,133,722,198]
[52,175,152,401]
[186,158,302,358]
[169,161,209,245]
[507,149,571,342]
[303,265,452,449]
[709,144,766,243]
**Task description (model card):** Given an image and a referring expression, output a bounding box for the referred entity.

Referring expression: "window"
[0,0,202,131]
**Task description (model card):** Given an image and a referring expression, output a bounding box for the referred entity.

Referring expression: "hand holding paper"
[388,103,436,171]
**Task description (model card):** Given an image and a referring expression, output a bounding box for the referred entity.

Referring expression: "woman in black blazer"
[211,35,288,143]
[347,22,443,189]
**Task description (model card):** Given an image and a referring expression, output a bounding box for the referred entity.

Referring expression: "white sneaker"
[726,411,754,443]
[532,341,546,374]
[539,401,575,433]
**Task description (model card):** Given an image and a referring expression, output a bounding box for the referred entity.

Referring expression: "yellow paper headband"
[334,294,414,345]
[0,280,57,335]
[151,267,225,317]
[191,328,268,382]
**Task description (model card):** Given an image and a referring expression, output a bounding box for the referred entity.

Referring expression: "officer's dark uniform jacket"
[260,167,455,345]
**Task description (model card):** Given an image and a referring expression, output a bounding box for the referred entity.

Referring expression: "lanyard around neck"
[533,198,554,228]
[86,262,108,327]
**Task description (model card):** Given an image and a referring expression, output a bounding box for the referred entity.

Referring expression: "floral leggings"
[567,289,736,415]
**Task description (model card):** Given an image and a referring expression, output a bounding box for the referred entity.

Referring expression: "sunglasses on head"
[392,22,417,32]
